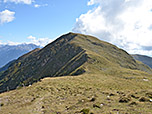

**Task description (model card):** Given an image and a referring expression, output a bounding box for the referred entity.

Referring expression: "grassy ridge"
[0,69,152,114]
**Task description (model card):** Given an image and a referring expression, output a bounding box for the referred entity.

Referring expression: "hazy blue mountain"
[132,54,152,68]
[0,44,39,67]
[0,60,16,72]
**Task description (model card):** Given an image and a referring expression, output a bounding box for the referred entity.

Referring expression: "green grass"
[0,68,152,114]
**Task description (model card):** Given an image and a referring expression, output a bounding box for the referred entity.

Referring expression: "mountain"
[132,54,152,68]
[0,33,152,113]
[0,32,151,93]
[0,44,40,67]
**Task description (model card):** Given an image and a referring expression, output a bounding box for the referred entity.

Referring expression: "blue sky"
[0,0,91,45]
[0,0,152,56]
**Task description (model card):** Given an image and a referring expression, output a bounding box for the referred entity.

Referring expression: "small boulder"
[93,104,101,109]
[129,102,138,106]
[119,96,131,103]
[139,97,149,102]
[0,103,4,107]
[90,97,96,102]
[146,92,152,98]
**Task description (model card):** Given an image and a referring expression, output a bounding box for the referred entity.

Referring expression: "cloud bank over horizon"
[73,0,152,56]
[0,35,53,47]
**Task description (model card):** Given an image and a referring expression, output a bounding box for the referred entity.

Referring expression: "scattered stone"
[31,97,36,102]
[0,103,4,107]
[29,85,31,87]
[77,99,87,104]
[90,97,96,102]
[107,95,110,98]
[130,94,139,99]
[129,102,138,106]
[146,92,152,98]
[93,104,101,108]
[112,109,119,111]
[119,96,131,103]
[117,91,124,94]
[139,97,149,102]
[106,95,111,100]
[143,79,148,81]
[100,104,104,107]
[109,93,115,96]
[65,106,69,110]
[82,100,85,102]
[117,91,125,96]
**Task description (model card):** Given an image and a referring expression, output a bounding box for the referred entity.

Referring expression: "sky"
[0,0,91,46]
[0,0,152,56]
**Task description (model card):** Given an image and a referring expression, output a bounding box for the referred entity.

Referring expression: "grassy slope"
[0,69,152,114]
[70,33,152,74]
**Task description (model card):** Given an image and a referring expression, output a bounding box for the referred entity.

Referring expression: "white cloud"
[27,35,36,40]
[34,4,48,8]
[73,0,152,56]
[4,0,34,4]
[27,35,53,47]
[34,4,40,8]
[0,10,15,24]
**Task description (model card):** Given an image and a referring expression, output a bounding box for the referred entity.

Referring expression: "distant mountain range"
[0,60,16,73]
[0,44,40,68]
[0,32,151,93]
[132,54,152,68]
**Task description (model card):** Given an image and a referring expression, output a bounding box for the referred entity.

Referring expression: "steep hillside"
[132,54,152,68]
[0,44,40,67]
[0,33,151,93]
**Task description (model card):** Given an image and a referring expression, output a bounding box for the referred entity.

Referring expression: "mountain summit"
[0,32,151,93]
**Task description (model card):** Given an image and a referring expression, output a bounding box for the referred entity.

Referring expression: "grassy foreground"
[0,68,152,114]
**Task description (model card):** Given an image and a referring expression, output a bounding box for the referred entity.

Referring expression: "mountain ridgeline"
[0,32,151,93]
